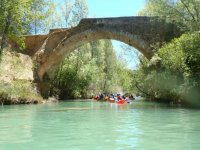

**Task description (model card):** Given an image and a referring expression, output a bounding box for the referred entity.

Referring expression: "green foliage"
[0,0,55,51]
[0,0,26,49]
[0,0,27,34]
[28,0,55,34]
[132,33,200,105]
[139,0,200,31]
[159,33,200,83]
[9,35,26,50]
[158,33,200,105]
[0,80,42,105]
[51,40,134,99]
[0,50,43,105]
[136,0,200,106]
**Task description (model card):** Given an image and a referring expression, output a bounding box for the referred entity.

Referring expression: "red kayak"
[117,99,126,104]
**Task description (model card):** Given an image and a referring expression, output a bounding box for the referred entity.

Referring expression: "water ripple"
[0,101,200,150]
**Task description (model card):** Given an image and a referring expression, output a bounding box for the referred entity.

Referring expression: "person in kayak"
[117,94,123,101]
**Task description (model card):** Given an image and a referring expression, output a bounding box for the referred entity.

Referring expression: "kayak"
[109,98,115,103]
[117,99,126,104]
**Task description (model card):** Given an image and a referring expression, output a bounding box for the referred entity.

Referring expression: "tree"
[103,40,117,93]
[139,0,200,31]
[70,0,88,26]
[120,44,141,69]
[29,0,55,34]
[62,0,73,27]
[130,32,200,105]
[0,0,29,50]
[49,1,136,99]
[0,0,56,52]
[51,39,135,99]
[158,33,200,85]
[158,33,200,105]
[70,0,88,73]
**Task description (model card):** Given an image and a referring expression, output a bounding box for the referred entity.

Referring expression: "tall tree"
[29,0,55,34]
[139,0,200,31]
[0,0,56,51]
[62,0,73,27]
[70,0,88,26]
[43,0,58,31]
[0,0,32,50]
[103,40,117,93]
[70,0,88,73]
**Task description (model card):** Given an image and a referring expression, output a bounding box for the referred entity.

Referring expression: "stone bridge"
[23,16,180,81]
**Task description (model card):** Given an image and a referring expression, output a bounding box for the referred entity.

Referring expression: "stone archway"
[23,16,181,81]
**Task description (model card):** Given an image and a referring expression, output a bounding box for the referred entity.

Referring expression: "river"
[0,99,200,150]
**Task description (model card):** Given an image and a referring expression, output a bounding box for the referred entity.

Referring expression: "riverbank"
[0,48,44,105]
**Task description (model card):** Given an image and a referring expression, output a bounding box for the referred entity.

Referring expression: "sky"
[87,0,146,18]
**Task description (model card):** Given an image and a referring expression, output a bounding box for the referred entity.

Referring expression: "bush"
[132,33,200,106]
[0,80,42,105]
[158,33,200,105]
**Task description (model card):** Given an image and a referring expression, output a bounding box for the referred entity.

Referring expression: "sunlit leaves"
[139,0,200,31]
[158,33,200,81]
[52,39,135,98]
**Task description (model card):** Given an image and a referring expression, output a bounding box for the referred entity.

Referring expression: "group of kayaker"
[93,93,134,104]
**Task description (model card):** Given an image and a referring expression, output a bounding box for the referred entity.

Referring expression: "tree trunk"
[0,14,11,51]
[58,61,64,88]
[75,48,80,75]
[103,76,107,93]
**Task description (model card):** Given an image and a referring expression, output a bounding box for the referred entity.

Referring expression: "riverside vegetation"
[0,49,43,105]
[0,0,200,107]
[135,0,200,106]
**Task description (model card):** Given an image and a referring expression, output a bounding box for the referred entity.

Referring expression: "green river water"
[0,100,200,150]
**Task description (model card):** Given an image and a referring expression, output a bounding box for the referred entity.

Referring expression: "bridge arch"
[31,17,180,81]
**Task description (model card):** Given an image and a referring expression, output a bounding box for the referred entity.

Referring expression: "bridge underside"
[21,16,181,81]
